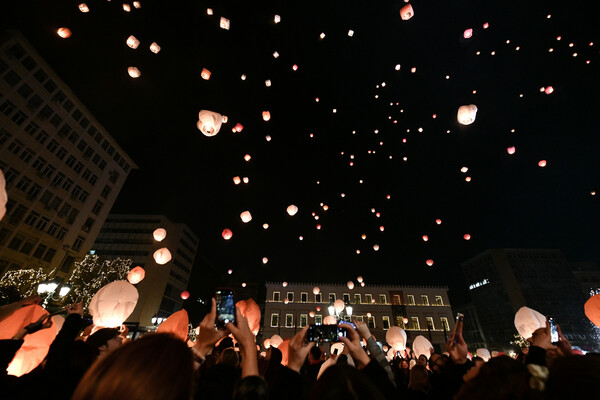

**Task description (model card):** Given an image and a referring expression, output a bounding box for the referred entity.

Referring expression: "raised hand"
[193,298,229,359]
[287,325,315,373]
[339,323,370,368]
[446,319,468,364]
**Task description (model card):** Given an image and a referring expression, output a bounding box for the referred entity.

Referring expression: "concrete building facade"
[0,31,136,279]
[92,214,198,327]
[263,282,455,349]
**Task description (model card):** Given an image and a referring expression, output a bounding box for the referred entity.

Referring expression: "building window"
[56,228,67,240]
[43,248,57,262]
[426,317,435,330]
[379,294,387,304]
[46,139,59,153]
[382,316,390,330]
[365,294,373,304]
[300,314,307,327]
[42,164,55,179]
[101,185,111,199]
[92,201,103,215]
[287,292,294,302]
[73,236,85,251]
[329,293,336,303]
[396,316,406,329]
[343,293,350,303]
[315,315,322,325]
[368,316,375,329]
[20,240,35,255]
[286,314,293,327]
[79,191,89,203]
[301,292,308,303]
[315,293,322,303]
[407,295,415,305]
[8,234,24,250]
[354,294,361,304]
[32,157,46,171]
[421,295,429,306]
[35,217,49,231]
[89,174,98,186]
[440,317,450,332]
[71,185,81,198]
[33,244,47,259]
[24,211,40,227]
[435,296,444,305]
[7,139,23,155]
[55,147,67,160]
[272,291,280,302]
[411,317,420,330]
[62,178,73,191]
[82,218,94,232]
[47,223,60,236]
[11,111,27,126]
[355,316,363,322]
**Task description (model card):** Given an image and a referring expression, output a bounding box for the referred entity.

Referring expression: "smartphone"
[338,320,356,330]
[333,348,339,355]
[548,317,559,344]
[306,324,347,342]
[215,288,235,329]
[453,313,464,344]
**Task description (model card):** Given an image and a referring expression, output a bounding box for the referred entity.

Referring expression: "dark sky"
[3,0,599,304]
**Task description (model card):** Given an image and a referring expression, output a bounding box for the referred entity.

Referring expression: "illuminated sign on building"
[469,279,489,290]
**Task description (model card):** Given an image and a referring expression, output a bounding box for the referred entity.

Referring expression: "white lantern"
[347,281,354,290]
[270,335,283,348]
[262,111,271,121]
[357,276,363,283]
[219,17,230,30]
[123,4,131,12]
[457,104,478,125]
[313,286,320,295]
[0,169,6,222]
[412,335,433,359]
[133,1,141,8]
[153,247,172,265]
[274,15,281,23]
[153,228,167,242]
[386,326,407,351]
[476,348,491,361]
[197,110,224,137]
[127,67,141,78]
[286,205,298,216]
[514,306,546,339]
[78,3,89,12]
[149,42,161,53]
[89,281,139,328]
[126,35,140,49]
[400,4,414,20]
[240,211,252,223]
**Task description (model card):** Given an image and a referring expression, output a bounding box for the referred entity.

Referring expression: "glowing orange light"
[222,229,233,240]
[426,259,434,266]
[57,28,72,38]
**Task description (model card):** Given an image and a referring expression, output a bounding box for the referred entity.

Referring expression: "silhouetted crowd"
[1,296,598,399]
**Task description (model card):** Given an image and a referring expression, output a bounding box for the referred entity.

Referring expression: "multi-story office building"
[0,31,136,278]
[92,214,198,326]
[452,303,487,350]
[263,282,455,349]
[462,249,595,351]
[570,262,600,299]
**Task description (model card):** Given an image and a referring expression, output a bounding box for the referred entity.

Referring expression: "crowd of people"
[0,295,598,399]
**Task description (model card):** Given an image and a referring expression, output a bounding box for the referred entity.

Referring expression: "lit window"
[382,316,390,330]
[354,294,361,304]
[411,317,420,330]
[426,317,435,330]
[329,293,336,302]
[421,295,429,306]
[270,313,279,327]
[301,292,308,302]
[365,294,373,303]
[407,295,415,305]
[368,316,375,329]
[286,314,294,327]
[435,296,444,305]
[272,291,280,302]
[287,292,294,302]
[440,317,450,331]
[300,314,307,327]
[315,293,322,303]
[315,315,323,325]
[379,294,387,304]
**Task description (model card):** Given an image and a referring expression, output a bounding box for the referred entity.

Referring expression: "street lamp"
[37,279,71,308]
[328,302,353,321]
[152,315,166,327]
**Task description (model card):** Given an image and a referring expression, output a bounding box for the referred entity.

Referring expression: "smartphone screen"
[215,289,235,328]
[548,317,559,343]
[338,320,356,330]
[306,324,346,342]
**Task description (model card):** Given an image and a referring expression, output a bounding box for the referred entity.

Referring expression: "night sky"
[3,0,599,304]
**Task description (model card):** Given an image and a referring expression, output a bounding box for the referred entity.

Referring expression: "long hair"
[310,364,386,400]
[72,333,194,400]
[408,364,431,392]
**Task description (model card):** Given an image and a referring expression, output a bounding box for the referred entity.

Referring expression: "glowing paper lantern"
[156,309,189,341]
[461,167,469,173]
[153,248,172,265]
[262,257,269,264]
[386,326,407,351]
[153,228,167,242]
[0,169,6,221]
[313,287,320,295]
[436,219,442,225]
[133,1,141,8]
[584,294,600,327]
[265,80,272,87]
[57,28,72,38]
[373,244,380,251]
[270,335,283,348]
[282,282,288,287]
[507,146,516,155]
[309,311,315,318]
[240,211,252,223]
[78,3,90,12]
[413,335,433,359]
[149,42,161,53]
[220,17,230,30]
[243,177,249,184]
[127,67,141,78]
[292,64,298,71]
[262,111,271,121]
[483,22,489,29]
[514,306,546,339]
[123,4,131,12]
[286,205,298,216]
[538,160,547,167]
[323,316,337,325]
[126,35,140,49]
[127,266,145,284]
[180,291,190,300]
[422,235,429,242]
[347,281,355,290]
[426,259,434,266]
[357,276,363,283]
[89,281,139,328]
[274,14,281,23]
[236,298,261,335]
[206,8,213,15]
[316,307,321,312]
[464,29,473,39]
[264,338,271,349]
[476,348,491,361]
[403,317,409,325]
[222,229,233,240]
[233,176,241,185]
[234,123,244,132]
[400,4,414,20]
[463,234,471,240]
[457,104,478,125]
[334,299,345,313]
[197,110,224,136]
[201,68,211,80]
[263,223,269,229]
[544,86,554,94]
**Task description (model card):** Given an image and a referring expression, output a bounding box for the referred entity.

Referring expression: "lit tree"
[65,254,132,311]
[0,268,49,298]
[510,333,530,349]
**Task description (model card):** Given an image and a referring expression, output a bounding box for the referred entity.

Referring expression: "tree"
[0,268,49,301]
[510,333,530,350]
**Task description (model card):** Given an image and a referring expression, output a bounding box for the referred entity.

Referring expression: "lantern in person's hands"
[584,293,600,327]
[514,306,546,339]
[400,4,414,20]
[153,248,172,265]
[412,335,433,359]
[127,266,145,284]
[89,281,139,328]
[386,326,407,351]
[236,298,261,335]
[153,228,167,241]
[476,348,491,361]
[0,169,6,221]
[157,309,189,341]
[457,104,478,125]
[270,335,283,348]
[197,110,224,137]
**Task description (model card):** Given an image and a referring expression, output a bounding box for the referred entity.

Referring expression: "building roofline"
[265,281,449,290]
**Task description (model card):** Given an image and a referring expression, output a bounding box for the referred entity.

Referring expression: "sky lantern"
[265,79,272,87]
[380,226,384,231]
[274,14,281,23]
[57,28,72,38]
[78,3,89,12]
[153,248,172,264]
[127,67,141,78]
[507,146,516,155]
[222,229,233,240]
[133,1,141,8]
[262,111,271,121]
[0,169,6,221]
[89,281,139,328]
[197,110,224,136]
[149,42,161,53]
[544,86,554,94]
[422,235,429,241]
[386,326,407,351]
[538,160,547,167]
[284,299,289,304]
[323,316,337,325]
[514,306,546,339]
[309,311,315,318]
[413,335,434,359]
[282,282,288,287]
[153,228,167,242]
[126,35,140,49]
[476,348,491,361]
[234,123,244,132]
[313,286,320,295]
[463,234,471,240]
[457,104,478,125]
[584,294,600,327]
[316,306,321,312]
[426,259,434,266]
[220,17,230,30]
[240,211,252,223]
[156,309,189,341]
[334,299,345,313]
[270,335,283,348]
[286,204,298,216]
[272,51,279,58]
[292,64,298,71]
[357,276,363,283]
[244,154,251,162]
[373,244,380,251]
[263,223,269,229]
[206,8,213,15]
[263,338,271,349]
[262,257,268,264]
[400,4,414,20]
[347,281,354,289]
[436,219,442,225]
[127,266,145,284]
[483,22,489,29]
[464,29,473,39]
[233,176,241,185]
[123,4,131,12]
[236,299,261,335]
[201,68,211,80]
[461,167,469,173]
[180,291,190,300]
